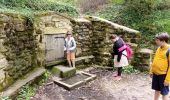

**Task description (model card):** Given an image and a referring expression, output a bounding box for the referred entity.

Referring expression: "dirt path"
[31,68,168,100]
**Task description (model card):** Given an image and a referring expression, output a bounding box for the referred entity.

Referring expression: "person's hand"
[164,81,169,86]
[150,74,153,78]
[67,50,70,53]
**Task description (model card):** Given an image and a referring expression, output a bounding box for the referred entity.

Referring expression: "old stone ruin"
[0,12,153,97]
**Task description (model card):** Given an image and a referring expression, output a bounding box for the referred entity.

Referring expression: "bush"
[93,4,123,21]
[0,0,78,17]
[114,0,165,48]
[77,0,110,13]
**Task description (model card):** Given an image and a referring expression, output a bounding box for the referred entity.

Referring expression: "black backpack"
[166,48,170,74]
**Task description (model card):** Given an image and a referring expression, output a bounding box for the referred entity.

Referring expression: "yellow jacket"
[150,44,170,83]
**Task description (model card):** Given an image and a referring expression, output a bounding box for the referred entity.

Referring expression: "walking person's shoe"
[113,76,122,81]
[113,72,118,77]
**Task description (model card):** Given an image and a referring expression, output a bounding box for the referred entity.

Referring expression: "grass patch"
[15,70,51,100]
[0,0,79,21]
[123,65,140,74]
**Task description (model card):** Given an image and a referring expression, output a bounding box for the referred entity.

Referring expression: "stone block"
[51,17,59,22]
[76,48,82,56]
[0,14,10,23]
[0,57,8,70]
[76,29,82,33]
[14,19,26,32]
[83,29,89,32]
[80,25,87,29]
[0,69,5,84]
[52,65,76,78]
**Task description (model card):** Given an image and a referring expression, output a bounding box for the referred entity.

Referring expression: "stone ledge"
[85,16,140,34]
[45,59,67,67]
[46,56,94,67]
[139,48,153,54]
[0,67,46,98]
[74,18,91,24]
[75,55,94,62]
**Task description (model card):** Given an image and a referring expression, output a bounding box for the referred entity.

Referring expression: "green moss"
[0,83,4,91]
[51,67,61,75]
[0,76,15,92]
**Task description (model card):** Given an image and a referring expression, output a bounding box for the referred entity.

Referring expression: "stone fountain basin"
[52,71,96,90]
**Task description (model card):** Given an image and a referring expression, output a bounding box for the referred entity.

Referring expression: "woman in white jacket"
[64,31,76,67]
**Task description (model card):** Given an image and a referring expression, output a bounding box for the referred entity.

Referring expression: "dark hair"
[155,32,170,43]
[110,34,117,39]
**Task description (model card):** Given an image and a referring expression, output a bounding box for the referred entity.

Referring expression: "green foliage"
[1,97,11,100]
[92,5,122,21]
[123,65,140,74]
[16,70,51,99]
[92,0,170,49]
[110,0,125,4]
[0,0,78,18]
[17,84,36,100]
[115,0,169,48]
[153,10,170,33]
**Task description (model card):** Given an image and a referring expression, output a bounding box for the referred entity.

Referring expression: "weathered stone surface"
[139,48,153,54]
[76,48,82,56]
[0,57,8,69]
[52,65,76,78]
[132,48,153,71]
[0,70,5,84]
[15,24,25,31]
[0,13,40,92]
[0,67,45,97]
[0,14,11,23]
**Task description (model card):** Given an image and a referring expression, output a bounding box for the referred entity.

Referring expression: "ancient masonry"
[0,12,153,92]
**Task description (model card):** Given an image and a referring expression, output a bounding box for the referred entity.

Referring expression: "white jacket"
[64,37,76,52]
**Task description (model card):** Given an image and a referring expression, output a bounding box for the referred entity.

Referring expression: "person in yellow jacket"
[150,32,170,100]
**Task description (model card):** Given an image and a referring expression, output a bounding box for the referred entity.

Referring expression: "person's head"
[66,31,72,38]
[110,34,118,43]
[155,32,169,47]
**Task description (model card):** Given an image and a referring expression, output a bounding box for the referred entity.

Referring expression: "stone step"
[52,65,76,78]
[46,55,94,67]
[0,67,46,98]
[75,55,94,62]
[75,55,94,65]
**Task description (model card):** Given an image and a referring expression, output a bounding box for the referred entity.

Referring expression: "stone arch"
[34,12,74,66]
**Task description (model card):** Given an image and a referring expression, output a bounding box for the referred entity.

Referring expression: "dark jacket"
[112,38,125,62]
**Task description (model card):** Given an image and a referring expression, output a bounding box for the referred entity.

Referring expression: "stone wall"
[71,18,93,57]
[84,16,141,66]
[132,48,153,71]
[0,13,38,91]
[0,12,153,91]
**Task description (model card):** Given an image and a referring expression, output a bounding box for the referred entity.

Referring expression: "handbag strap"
[166,48,170,74]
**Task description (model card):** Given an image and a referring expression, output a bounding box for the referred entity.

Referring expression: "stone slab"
[52,71,96,90]
[0,67,46,98]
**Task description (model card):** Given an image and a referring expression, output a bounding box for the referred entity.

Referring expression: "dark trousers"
[117,67,122,76]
